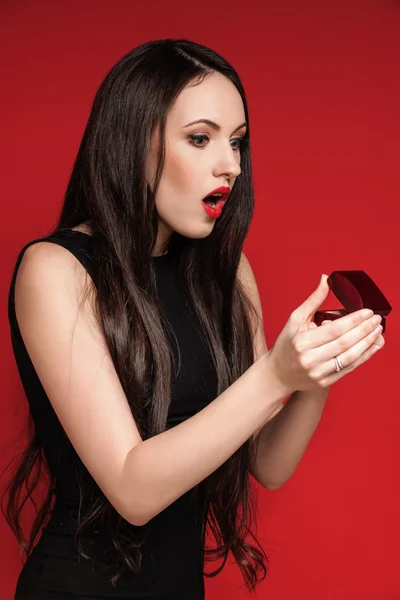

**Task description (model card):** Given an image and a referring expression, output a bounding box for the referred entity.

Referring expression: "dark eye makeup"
[188,134,244,151]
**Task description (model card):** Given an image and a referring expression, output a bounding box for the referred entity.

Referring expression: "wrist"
[291,386,330,404]
[262,351,293,402]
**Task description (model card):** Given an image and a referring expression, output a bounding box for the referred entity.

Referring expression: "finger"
[321,317,383,364]
[314,333,385,388]
[292,274,330,327]
[294,309,378,353]
[311,320,330,328]
[309,324,384,380]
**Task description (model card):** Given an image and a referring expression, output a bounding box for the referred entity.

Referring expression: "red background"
[1,1,399,598]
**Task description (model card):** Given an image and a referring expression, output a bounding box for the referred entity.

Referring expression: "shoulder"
[15,239,90,298]
[14,239,95,342]
[237,251,268,360]
[237,251,261,316]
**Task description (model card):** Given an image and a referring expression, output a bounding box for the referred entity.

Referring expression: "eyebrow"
[183,118,247,133]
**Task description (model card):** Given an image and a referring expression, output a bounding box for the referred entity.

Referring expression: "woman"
[3,38,384,599]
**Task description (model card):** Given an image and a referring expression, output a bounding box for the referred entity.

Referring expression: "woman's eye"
[230,138,243,151]
[188,134,244,151]
[188,134,209,148]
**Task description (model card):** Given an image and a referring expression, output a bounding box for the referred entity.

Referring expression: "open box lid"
[327,270,392,317]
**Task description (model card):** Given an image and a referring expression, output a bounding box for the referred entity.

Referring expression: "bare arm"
[237,252,329,489]
[250,388,329,489]
[121,351,288,524]
[15,242,290,527]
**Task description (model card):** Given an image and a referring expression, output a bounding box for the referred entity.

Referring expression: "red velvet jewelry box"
[313,270,392,333]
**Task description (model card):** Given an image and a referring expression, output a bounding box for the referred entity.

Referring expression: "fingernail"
[362,309,374,320]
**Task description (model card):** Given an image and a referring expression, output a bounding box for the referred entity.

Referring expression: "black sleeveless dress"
[8,229,218,600]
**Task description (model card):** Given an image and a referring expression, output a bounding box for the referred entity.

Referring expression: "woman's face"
[148,72,246,255]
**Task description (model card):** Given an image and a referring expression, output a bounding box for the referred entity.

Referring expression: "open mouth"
[202,193,225,208]
[202,184,230,201]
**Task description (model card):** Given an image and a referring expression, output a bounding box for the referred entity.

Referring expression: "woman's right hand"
[267,274,384,394]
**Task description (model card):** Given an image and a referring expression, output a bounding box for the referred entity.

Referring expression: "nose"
[212,146,241,180]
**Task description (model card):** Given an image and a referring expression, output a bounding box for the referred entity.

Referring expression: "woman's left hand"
[308,320,331,330]
[303,320,333,391]
[305,317,384,386]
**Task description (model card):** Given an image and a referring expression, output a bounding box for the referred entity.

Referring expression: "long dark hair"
[2,38,269,592]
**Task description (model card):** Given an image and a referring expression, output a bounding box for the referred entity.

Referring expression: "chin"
[174,221,215,239]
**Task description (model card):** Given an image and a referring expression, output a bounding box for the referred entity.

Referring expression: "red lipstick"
[202,186,230,219]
